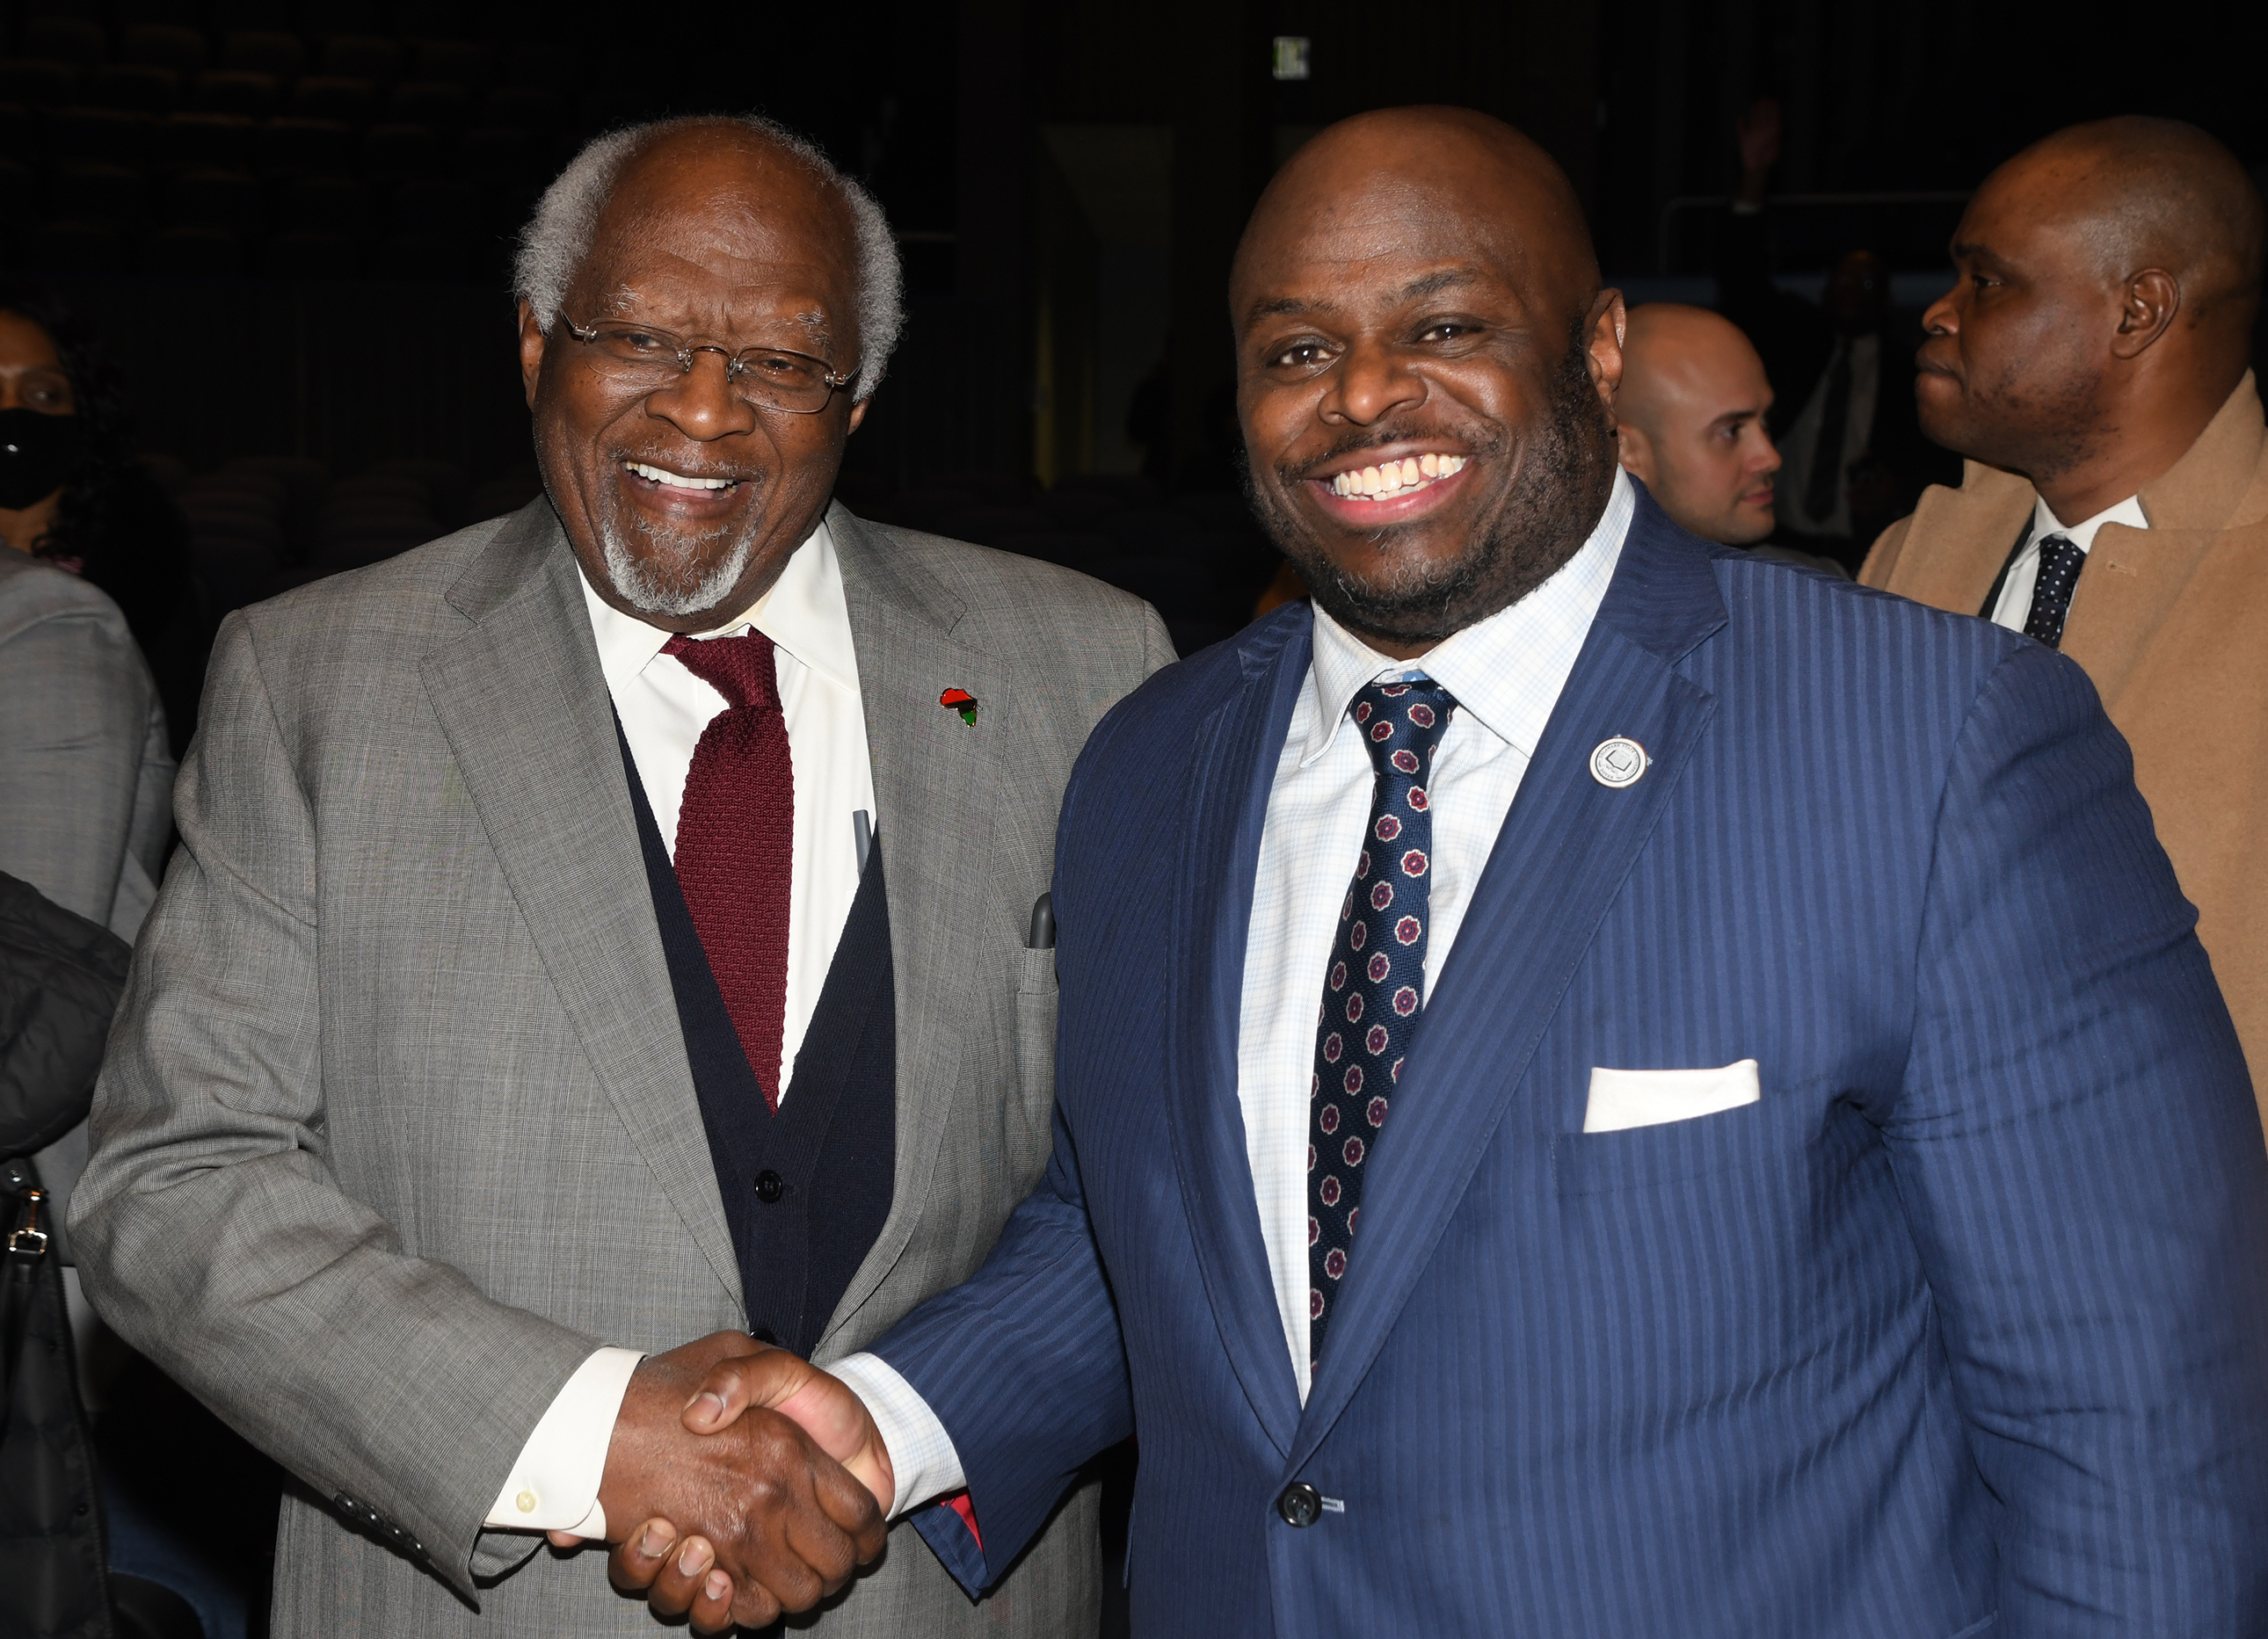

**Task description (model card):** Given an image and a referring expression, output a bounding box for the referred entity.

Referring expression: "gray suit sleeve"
[0,574,168,932]
[70,613,600,1596]
[1137,602,1177,680]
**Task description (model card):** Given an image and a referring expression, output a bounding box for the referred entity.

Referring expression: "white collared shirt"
[833,468,1638,1515]
[484,518,874,1539]
[1987,493,2149,632]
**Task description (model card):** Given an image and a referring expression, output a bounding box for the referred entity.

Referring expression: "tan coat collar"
[1872,372,2268,624]
[2136,371,2268,531]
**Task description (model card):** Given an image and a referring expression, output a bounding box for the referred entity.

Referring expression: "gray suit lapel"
[419,501,742,1308]
[823,505,1020,1340]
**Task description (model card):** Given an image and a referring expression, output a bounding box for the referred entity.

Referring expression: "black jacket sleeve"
[0,871,132,1157]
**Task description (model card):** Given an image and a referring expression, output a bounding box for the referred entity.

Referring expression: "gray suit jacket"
[0,548,173,1253]
[71,499,1173,1636]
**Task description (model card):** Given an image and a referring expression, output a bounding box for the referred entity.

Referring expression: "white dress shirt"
[834,469,1638,1517]
[483,518,875,1538]
[1987,493,2149,632]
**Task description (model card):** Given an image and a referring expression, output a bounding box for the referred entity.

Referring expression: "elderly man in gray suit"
[72,115,1170,1635]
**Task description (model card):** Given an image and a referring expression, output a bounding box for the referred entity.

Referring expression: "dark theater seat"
[362,122,444,182]
[142,224,248,279]
[220,31,306,81]
[120,25,209,77]
[169,168,265,238]
[321,35,405,85]
[291,76,379,126]
[156,112,257,174]
[24,219,127,274]
[19,18,106,69]
[48,160,148,225]
[192,69,280,121]
[43,106,151,168]
[86,64,179,116]
[257,117,355,178]
[0,60,79,109]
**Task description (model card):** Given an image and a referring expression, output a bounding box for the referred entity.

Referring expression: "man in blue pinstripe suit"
[623,107,2268,1636]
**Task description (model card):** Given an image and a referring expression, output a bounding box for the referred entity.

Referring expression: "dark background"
[7,0,2264,515]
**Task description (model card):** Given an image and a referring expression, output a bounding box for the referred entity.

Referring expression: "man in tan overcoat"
[1864,117,2268,1129]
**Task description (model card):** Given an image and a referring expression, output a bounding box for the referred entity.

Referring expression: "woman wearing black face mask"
[1,297,178,1442]
[0,293,205,758]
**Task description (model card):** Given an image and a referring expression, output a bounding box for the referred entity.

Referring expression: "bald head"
[1616,305,1780,544]
[1239,107,1602,341]
[1918,117,2264,520]
[1228,106,1625,655]
[2010,117,2264,337]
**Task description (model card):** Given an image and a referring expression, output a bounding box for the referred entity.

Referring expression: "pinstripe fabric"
[876,489,2268,1636]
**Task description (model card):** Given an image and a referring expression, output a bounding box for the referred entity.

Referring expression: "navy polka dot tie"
[2024,533,2083,649]
[1308,677,1457,1371]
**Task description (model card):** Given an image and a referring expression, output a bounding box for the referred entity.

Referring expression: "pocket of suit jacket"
[1582,1059,1761,1133]
[1014,946,1059,1150]
[1552,1064,1822,1200]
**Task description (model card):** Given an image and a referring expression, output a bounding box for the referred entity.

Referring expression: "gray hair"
[513,115,905,402]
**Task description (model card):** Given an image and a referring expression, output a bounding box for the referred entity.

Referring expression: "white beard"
[595,514,754,620]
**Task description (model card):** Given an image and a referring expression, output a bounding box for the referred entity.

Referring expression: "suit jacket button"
[754,1170,784,1203]
[1276,1483,1321,1527]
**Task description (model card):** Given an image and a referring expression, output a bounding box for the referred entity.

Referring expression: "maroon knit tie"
[664,631,794,1112]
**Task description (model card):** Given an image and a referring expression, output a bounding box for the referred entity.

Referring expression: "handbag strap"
[3,1159,49,1429]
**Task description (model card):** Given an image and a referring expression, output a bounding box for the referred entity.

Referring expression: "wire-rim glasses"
[558,315,858,415]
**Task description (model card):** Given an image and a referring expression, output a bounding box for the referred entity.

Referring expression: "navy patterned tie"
[2023,533,2083,649]
[1308,677,1457,1371]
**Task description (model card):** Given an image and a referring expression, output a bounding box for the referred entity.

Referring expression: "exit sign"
[1272,37,1311,80]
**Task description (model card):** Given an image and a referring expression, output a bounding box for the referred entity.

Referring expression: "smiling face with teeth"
[1232,108,1626,658]
[519,124,866,631]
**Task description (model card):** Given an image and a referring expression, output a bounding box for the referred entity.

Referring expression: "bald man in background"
[1862,117,2268,1125]
[1614,304,1781,545]
[1615,303,1851,577]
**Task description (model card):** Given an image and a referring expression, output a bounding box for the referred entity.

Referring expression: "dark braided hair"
[1,286,205,753]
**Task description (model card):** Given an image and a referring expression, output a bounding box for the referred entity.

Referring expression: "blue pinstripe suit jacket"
[875,493,2268,1635]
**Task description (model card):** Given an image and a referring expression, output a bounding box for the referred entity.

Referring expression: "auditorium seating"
[2,8,583,284]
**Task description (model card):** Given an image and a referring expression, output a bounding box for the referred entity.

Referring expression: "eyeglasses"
[558,315,858,415]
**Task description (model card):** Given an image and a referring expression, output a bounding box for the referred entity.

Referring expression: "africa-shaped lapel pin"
[940,687,979,727]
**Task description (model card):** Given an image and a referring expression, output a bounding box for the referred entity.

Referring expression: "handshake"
[564,1332,899,1633]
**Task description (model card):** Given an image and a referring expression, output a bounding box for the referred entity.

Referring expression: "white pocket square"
[1582,1059,1761,1134]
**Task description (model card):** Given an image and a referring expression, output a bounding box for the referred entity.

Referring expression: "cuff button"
[516,1490,538,1514]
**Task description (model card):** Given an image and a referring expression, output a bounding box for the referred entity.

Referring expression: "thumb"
[682,1351,894,1512]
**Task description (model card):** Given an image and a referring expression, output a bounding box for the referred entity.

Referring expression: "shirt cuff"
[829,1351,965,1519]
[483,1345,645,1539]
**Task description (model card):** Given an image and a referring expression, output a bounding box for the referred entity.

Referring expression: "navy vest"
[618,727,897,1357]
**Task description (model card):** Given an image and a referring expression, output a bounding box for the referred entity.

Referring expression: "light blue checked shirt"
[836,468,1637,1512]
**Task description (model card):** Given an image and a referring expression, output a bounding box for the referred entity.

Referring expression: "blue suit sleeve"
[1889,640,2268,1633]
[876,1094,1134,1593]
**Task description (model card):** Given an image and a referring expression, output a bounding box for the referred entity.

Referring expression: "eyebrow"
[1243,267,1483,327]
[1246,294,1327,323]
[1399,268,1479,300]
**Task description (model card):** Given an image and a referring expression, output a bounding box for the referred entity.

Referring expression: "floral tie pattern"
[1307,677,1457,1371]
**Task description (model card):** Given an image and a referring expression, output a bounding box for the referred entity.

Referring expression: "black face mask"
[0,408,89,511]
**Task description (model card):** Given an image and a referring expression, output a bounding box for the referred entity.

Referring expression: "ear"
[1587,288,1628,410]
[1615,419,1656,484]
[847,399,869,436]
[516,301,548,409]
[2109,268,2180,361]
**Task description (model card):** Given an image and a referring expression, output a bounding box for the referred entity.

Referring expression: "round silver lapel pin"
[1589,736,1647,789]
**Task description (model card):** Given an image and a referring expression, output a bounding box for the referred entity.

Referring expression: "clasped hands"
[556,1331,896,1632]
